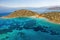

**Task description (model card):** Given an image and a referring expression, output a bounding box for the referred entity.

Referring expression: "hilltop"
[2,9,41,18]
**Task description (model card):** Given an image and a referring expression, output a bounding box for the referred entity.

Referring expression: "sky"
[0,0,60,8]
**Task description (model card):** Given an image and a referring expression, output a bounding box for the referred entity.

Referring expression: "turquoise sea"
[0,17,60,40]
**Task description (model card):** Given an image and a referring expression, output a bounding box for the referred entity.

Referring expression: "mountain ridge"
[2,9,40,18]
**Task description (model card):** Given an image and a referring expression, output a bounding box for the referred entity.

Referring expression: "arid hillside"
[1,9,60,24]
[41,12,60,23]
[2,9,40,18]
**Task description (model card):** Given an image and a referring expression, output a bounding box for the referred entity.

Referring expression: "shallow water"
[0,17,60,40]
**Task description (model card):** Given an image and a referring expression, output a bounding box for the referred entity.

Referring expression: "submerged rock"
[23,19,36,29]
[50,30,60,35]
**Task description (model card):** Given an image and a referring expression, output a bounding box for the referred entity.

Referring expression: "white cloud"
[0,0,60,7]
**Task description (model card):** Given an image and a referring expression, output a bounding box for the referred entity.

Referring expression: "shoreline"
[1,16,60,24]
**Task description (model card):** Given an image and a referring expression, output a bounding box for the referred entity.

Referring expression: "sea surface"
[0,7,60,40]
[0,17,60,40]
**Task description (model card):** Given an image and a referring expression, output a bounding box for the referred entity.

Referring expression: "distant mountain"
[0,6,13,13]
[0,6,60,16]
[0,6,19,16]
[48,6,60,10]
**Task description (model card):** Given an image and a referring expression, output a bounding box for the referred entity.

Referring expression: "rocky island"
[2,9,40,18]
[1,9,60,24]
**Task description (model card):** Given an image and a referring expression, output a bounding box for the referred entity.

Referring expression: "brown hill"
[2,9,41,18]
[41,12,60,23]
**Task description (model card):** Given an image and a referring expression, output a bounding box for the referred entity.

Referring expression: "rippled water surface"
[0,17,60,40]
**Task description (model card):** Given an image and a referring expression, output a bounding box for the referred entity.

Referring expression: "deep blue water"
[0,17,60,40]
